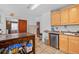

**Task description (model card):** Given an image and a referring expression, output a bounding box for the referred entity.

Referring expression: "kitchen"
[0,4,79,54]
[50,4,79,54]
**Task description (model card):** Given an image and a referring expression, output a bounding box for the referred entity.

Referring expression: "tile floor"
[35,38,64,54]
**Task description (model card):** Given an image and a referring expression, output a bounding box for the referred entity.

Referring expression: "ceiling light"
[30,4,40,10]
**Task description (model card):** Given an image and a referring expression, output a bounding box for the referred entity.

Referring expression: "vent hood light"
[30,4,40,10]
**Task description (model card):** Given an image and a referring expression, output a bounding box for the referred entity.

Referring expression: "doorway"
[36,22,40,37]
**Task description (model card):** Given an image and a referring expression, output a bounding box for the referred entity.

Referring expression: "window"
[11,22,18,33]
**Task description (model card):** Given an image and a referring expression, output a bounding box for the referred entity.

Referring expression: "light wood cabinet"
[69,5,79,24]
[51,11,61,26]
[69,36,79,54]
[60,8,69,25]
[51,5,79,26]
[59,35,68,53]
[59,34,79,54]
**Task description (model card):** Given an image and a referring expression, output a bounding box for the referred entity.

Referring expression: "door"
[69,36,79,54]
[36,22,40,37]
[51,11,61,26]
[18,20,27,33]
[69,5,79,24]
[59,35,68,53]
[60,8,69,25]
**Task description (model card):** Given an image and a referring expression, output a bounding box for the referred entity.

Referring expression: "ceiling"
[0,4,70,19]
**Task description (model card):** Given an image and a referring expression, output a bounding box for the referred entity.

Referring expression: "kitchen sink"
[63,33,75,35]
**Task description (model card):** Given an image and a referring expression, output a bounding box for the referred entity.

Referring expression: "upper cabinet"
[69,5,79,25]
[51,11,61,26]
[51,5,79,26]
[60,8,69,25]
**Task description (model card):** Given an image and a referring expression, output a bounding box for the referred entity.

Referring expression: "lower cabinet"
[59,35,68,53]
[69,36,79,54]
[59,34,79,54]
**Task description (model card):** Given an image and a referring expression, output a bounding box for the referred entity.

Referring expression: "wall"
[37,11,51,42]
[27,17,40,34]
[0,12,27,34]
[0,11,6,34]
[27,12,51,42]
[40,11,51,33]
[0,10,37,34]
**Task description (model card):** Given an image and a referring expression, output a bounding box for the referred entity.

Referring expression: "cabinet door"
[61,8,69,25]
[69,5,79,24]
[59,35,68,53]
[51,11,61,26]
[69,36,79,54]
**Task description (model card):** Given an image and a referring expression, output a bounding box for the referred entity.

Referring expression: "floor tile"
[35,38,64,54]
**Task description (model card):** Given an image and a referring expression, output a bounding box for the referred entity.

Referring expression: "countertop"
[44,30,79,37]
[60,31,79,37]
[0,33,35,42]
[44,30,60,35]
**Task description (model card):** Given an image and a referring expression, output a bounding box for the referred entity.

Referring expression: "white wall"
[40,11,51,33]
[33,11,51,42]
[0,5,51,35]
[28,11,51,33]
[27,17,40,34]
[27,12,51,42]
[0,11,27,34]
[0,11,6,34]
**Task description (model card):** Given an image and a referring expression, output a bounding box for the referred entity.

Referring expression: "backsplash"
[51,25,79,32]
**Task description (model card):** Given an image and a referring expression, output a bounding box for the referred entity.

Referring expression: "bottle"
[0,29,2,34]
[26,43,32,53]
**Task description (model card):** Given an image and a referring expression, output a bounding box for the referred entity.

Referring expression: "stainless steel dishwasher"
[49,33,59,49]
